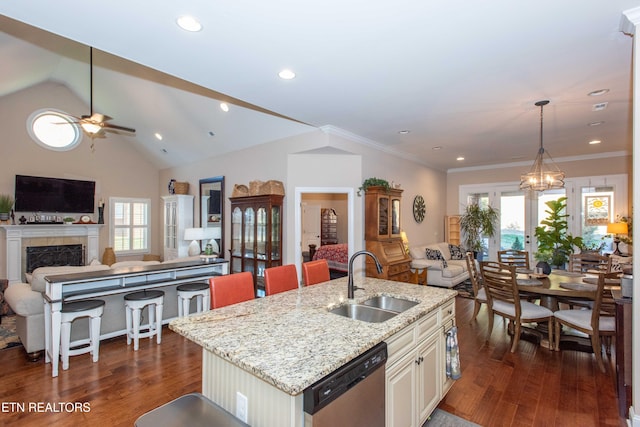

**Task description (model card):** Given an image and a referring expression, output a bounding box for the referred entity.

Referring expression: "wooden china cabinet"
[229,194,283,296]
[364,186,412,282]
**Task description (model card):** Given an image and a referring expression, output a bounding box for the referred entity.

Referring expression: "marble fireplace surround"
[0,224,101,284]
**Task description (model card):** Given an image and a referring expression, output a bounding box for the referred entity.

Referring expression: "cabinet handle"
[415,359,420,365]
[447,309,453,315]
[419,356,424,362]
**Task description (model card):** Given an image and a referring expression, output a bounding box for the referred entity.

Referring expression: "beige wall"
[445,154,632,214]
[0,82,160,278]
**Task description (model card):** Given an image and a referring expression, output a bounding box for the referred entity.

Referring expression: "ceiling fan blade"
[102,122,136,133]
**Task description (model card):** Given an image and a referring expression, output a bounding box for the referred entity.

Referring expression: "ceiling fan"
[70,47,136,139]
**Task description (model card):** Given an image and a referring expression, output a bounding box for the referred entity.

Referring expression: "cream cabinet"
[445,215,461,245]
[385,299,455,427]
[162,195,194,261]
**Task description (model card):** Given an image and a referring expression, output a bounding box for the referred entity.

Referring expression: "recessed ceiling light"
[589,140,602,145]
[176,15,202,32]
[432,146,443,151]
[154,132,163,141]
[456,157,465,161]
[398,130,410,135]
[278,69,296,80]
[220,102,229,112]
[588,89,610,97]
[589,121,605,126]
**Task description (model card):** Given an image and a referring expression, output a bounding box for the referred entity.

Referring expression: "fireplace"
[25,244,85,273]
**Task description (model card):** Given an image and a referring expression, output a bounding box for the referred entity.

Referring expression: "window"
[27,109,82,151]
[110,198,150,255]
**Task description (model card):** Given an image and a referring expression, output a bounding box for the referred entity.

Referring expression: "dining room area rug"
[452,280,474,299]
[0,315,22,350]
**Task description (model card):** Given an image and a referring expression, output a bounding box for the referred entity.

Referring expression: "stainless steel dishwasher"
[303,341,387,427]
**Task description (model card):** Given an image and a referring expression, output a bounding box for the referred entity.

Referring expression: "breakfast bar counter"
[170,277,457,427]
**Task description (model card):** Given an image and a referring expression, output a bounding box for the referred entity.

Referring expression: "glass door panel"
[271,206,281,260]
[580,186,614,252]
[256,207,267,260]
[499,191,525,253]
[391,198,401,236]
[378,196,389,236]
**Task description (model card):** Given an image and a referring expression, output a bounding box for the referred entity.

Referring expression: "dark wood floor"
[0,296,626,426]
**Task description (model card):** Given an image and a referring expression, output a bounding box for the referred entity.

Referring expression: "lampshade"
[519,100,565,192]
[607,222,628,235]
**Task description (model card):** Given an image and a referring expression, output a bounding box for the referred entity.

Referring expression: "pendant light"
[519,100,565,191]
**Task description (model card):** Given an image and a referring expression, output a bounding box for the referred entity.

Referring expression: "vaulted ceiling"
[0,1,637,171]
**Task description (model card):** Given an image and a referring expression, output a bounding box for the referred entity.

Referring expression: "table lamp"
[184,227,206,256]
[607,222,628,255]
[202,226,221,255]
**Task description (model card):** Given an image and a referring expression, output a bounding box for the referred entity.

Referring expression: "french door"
[459,174,627,263]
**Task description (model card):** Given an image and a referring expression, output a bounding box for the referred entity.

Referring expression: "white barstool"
[124,290,164,351]
[60,299,106,371]
[176,281,210,317]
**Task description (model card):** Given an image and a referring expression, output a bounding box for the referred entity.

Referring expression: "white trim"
[109,197,151,255]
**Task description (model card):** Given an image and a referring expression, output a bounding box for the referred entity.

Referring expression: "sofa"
[4,257,202,356]
[409,242,470,288]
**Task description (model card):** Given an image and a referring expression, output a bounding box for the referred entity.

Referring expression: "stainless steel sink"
[329,304,398,323]
[361,296,419,313]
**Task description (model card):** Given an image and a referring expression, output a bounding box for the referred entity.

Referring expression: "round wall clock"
[413,195,426,223]
[80,215,92,223]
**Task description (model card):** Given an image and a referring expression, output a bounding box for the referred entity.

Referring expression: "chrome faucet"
[347,250,383,299]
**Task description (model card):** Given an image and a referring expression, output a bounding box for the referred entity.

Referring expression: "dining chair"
[553,271,619,373]
[497,250,530,270]
[465,252,486,322]
[302,259,331,286]
[209,272,255,309]
[480,261,554,352]
[568,253,612,274]
[264,264,299,295]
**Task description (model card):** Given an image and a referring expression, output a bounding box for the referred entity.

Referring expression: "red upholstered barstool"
[264,264,299,295]
[209,272,255,309]
[302,259,331,286]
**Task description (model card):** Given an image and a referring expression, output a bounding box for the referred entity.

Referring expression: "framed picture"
[585,195,610,226]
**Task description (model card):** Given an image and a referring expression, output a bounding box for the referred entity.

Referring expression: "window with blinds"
[110,197,151,255]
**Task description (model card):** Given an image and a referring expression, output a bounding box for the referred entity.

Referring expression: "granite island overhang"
[169,277,457,396]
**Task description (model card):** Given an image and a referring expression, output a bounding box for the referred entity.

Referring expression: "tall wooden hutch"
[229,194,283,296]
[364,186,412,282]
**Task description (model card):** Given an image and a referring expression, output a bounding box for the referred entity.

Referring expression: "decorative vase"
[0,212,9,221]
[98,206,104,224]
[102,247,116,266]
[536,261,551,275]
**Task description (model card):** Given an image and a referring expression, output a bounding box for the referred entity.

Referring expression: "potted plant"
[357,177,391,196]
[459,202,499,259]
[63,217,75,225]
[0,194,14,221]
[534,197,583,268]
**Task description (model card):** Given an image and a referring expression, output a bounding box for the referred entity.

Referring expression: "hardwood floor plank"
[0,296,627,426]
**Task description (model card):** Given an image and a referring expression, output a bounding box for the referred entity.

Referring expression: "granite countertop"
[169,276,456,395]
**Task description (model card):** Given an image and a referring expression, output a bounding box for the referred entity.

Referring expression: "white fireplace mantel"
[0,224,102,284]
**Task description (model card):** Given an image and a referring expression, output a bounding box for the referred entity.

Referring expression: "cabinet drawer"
[386,323,416,366]
[391,271,413,283]
[388,262,410,276]
[416,309,439,343]
[441,300,455,324]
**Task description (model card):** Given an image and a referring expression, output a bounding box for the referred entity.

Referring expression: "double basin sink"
[329,295,419,323]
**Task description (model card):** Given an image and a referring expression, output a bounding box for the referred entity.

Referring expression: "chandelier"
[519,100,565,191]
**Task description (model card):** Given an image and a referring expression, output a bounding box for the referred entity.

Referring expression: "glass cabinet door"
[378,196,389,236]
[391,197,401,236]
[165,201,177,249]
[271,205,281,261]
[244,207,255,276]
[231,207,243,272]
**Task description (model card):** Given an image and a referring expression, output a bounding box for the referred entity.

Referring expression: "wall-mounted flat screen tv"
[14,175,95,213]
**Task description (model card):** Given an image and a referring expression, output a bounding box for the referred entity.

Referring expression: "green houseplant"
[357,177,390,196]
[459,203,499,257]
[534,197,583,268]
[0,194,14,221]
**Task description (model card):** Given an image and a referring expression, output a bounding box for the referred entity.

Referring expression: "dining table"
[514,269,621,351]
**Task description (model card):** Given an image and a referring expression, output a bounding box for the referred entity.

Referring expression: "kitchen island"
[170,276,457,427]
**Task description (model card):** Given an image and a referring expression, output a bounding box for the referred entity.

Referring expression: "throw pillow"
[425,248,448,268]
[448,244,465,260]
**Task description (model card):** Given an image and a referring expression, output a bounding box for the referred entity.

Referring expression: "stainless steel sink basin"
[361,296,419,313]
[329,304,398,323]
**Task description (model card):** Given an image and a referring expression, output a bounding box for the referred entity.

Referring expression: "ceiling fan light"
[81,121,102,135]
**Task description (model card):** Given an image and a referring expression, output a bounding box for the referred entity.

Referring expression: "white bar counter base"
[170,277,457,427]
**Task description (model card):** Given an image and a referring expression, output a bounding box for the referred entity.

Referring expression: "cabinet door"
[271,204,281,261]
[417,333,440,425]
[391,197,401,237]
[386,351,417,427]
[231,207,243,273]
[244,207,256,276]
